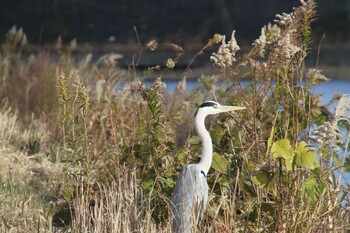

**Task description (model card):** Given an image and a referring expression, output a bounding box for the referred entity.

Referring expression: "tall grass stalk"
[0,0,349,232]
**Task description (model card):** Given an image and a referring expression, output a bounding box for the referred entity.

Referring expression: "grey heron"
[171,101,246,233]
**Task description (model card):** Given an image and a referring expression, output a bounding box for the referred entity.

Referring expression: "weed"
[0,0,349,232]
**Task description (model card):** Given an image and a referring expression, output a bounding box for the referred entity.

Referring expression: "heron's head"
[195,101,246,117]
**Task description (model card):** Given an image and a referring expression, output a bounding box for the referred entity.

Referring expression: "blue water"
[155,79,349,109]
[312,80,350,107]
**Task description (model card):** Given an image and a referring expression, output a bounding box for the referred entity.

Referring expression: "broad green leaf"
[301,171,325,205]
[271,139,293,159]
[252,172,269,188]
[295,141,319,169]
[211,124,225,143]
[212,153,228,173]
[271,139,294,171]
[285,158,293,171]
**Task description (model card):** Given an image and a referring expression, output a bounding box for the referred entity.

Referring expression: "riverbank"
[21,43,350,80]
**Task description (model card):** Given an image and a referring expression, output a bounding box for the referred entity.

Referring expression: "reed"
[0,0,349,232]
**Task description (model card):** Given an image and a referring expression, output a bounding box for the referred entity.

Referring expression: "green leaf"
[252,172,269,188]
[266,172,280,190]
[266,125,275,158]
[271,139,294,171]
[301,170,325,205]
[295,141,319,169]
[188,135,201,145]
[271,139,293,159]
[158,177,175,188]
[212,153,229,173]
[142,178,155,191]
[266,111,278,158]
[241,182,255,196]
[285,157,294,171]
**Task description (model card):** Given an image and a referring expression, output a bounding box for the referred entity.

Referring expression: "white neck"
[196,112,213,175]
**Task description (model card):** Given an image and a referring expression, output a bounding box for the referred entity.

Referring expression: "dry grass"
[0,1,350,232]
[0,110,62,232]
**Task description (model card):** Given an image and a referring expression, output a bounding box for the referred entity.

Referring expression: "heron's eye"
[213,105,219,109]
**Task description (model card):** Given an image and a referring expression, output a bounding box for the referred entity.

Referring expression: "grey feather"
[171,164,208,233]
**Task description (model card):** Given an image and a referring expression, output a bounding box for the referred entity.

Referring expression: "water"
[158,79,349,105]
[312,80,350,108]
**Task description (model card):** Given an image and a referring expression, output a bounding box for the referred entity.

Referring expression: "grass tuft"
[0,1,349,232]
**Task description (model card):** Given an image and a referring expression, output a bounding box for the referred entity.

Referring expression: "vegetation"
[0,0,349,232]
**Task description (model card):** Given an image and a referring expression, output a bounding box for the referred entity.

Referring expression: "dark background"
[1,0,350,46]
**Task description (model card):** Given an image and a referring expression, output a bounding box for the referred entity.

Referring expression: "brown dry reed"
[0,0,350,232]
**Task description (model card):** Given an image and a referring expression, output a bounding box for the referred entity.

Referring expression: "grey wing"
[171,165,208,233]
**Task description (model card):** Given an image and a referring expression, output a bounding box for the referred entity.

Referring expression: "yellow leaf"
[271,139,294,171]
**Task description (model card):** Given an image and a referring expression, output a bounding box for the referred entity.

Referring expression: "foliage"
[271,139,319,171]
[0,0,349,232]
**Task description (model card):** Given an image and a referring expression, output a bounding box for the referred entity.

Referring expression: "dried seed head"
[150,77,166,97]
[210,30,240,69]
[332,146,341,153]
[308,94,322,117]
[8,25,17,36]
[309,119,343,153]
[209,33,224,45]
[95,79,105,103]
[265,23,281,43]
[335,94,350,122]
[307,69,329,86]
[130,82,139,93]
[21,34,27,46]
[275,12,295,27]
[130,81,146,95]
[275,0,316,29]
[265,24,306,69]
[147,39,158,51]
[70,38,77,51]
[166,58,175,69]
[252,27,267,57]
[55,36,63,52]
[168,43,184,56]
[6,26,28,48]
[228,31,240,52]
[104,53,123,67]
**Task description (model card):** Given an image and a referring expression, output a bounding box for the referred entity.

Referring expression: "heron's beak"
[218,105,246,113]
